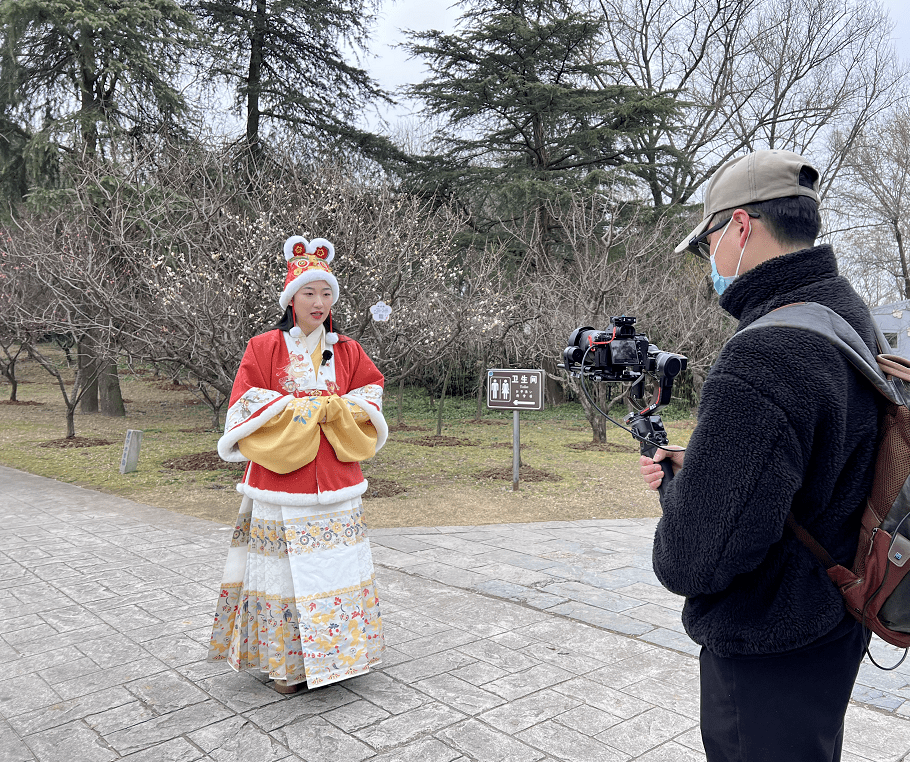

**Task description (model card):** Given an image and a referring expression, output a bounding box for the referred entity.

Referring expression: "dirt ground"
[0,352,682,529]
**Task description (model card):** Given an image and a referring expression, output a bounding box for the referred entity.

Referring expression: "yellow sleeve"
[237,397,329,474]
[320,396,378,463]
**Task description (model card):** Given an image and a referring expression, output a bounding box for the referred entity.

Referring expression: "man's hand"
[639,446,686,491]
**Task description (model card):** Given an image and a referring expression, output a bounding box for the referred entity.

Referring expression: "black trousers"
[699,616,869,762]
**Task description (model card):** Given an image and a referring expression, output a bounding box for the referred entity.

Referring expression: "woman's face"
[292,280,333,335]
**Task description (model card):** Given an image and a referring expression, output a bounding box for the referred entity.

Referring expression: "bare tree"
[830,104,910,304]
[518,188,733,441]
[593,0,908,208]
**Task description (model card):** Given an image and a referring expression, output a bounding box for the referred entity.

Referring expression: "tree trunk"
[436,361,454,436]
[475,357,486,421]
[542,357,565,408]
[397,378,404,426]
[99,361,125,416]
[246,0,266,155]
[65,405,76,439]
[78,333,99,413]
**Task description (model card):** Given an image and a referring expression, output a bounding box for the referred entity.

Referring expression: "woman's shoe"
[271,679,303,694]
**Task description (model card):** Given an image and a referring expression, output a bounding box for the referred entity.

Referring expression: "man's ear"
[731,209,753,248]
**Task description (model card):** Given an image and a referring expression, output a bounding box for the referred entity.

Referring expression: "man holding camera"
[639,150,881,761]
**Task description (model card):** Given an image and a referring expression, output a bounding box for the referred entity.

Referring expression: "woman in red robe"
[208,236,388,693]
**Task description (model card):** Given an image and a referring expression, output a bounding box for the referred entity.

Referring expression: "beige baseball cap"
[674,150,820,254]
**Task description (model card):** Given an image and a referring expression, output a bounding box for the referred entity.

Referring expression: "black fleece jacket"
[653,244,882,657]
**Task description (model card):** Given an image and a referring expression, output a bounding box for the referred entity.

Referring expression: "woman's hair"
[272,305,340,335]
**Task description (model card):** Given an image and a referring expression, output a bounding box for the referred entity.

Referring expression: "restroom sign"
[487,369,544,410]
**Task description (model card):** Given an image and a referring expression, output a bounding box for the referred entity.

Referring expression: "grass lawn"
[0,346,696,528]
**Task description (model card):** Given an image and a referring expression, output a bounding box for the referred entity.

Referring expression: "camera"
[560,316,687,393]
[558,316,688,491]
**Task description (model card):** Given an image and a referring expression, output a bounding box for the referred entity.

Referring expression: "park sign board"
[487,369,544,411]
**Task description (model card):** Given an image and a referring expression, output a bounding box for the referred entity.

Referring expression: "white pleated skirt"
[207,493,384,688]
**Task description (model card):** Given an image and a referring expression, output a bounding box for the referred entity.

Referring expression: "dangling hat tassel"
[289,303,302,338]
[325,311,338,345]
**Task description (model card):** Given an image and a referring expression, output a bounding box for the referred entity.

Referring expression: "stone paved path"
[2,465,910,761]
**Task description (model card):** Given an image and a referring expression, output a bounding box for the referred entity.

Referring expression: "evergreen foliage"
[402,0,680,246]
[188,0,398,161]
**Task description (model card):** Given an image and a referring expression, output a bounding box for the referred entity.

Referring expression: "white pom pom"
[308,238,335,264]
[325,332,339,345]
[283,236,309,262]
[289,326,302,338]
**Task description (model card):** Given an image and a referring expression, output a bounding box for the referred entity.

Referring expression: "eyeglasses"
[690,212,761,260]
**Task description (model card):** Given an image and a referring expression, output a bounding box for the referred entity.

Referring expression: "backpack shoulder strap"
[739,302,910,406]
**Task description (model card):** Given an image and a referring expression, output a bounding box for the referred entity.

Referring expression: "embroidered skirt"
[207,494,384,688]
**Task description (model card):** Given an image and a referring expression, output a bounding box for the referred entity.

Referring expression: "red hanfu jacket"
[218,329,387,505]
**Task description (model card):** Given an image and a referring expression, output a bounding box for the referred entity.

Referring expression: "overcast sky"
[365,0,910,125]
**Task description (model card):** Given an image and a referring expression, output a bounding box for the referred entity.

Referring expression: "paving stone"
[54,656,169,700]
[553,676,653,720]
[471,579,568,610]
[414,673,505,715]
[519,720,627,762]
[0,614,45,635]
[343,671,427,714]
[103,700,234,755]
[380,610,450,642]
[447,660,510,687]
[188,716,288,762]
[623,678,700,720]
[553,703,622,735]
[0,718,35,762]
[540,581,642,613]
[142,633,210,668]
[125,670,209,713]
[484,663,570,701]
[352,702,465,751]
[119,737,204,762]
[273,716,373,762]
[367,737,462,762]
[470,549,562,572]
[21,720,116,762]
[675,726,707,754]
[842,703,910,761]
[470,563,556,587]
[588,648,697,691]
[435,718,544,762]
[7,686,133,736]
[479,688,580,733]
[394,628,478,659]
[0,673,61,718]
[518,642,607,675]
[633,740,707,761]
[456,639,538,673]
[404,562,489,590]
[409,548,491,570]
[84,700,159,736]
[639,628,700,656]
[612,582,685,611]
[596,706,696,756]
[243,684,358,732]
[372,536,436,554]
[545,600,653,636]
[37,654,99,685]
[321,699,390,732]
[196,669,283,713]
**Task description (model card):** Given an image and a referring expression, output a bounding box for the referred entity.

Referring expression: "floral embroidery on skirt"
[208,495,384,688]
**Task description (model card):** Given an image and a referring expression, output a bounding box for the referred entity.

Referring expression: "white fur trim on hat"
[279,236,339,308]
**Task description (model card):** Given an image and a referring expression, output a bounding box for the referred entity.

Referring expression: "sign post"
[486,369,544,490]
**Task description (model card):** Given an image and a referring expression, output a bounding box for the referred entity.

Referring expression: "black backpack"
[743,302,910,663]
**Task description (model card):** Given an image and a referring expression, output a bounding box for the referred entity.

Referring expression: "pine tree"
[189,0,392,158]
[403,0,680,249]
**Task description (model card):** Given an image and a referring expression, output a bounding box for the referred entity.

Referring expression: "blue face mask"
[709,219,750,296]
